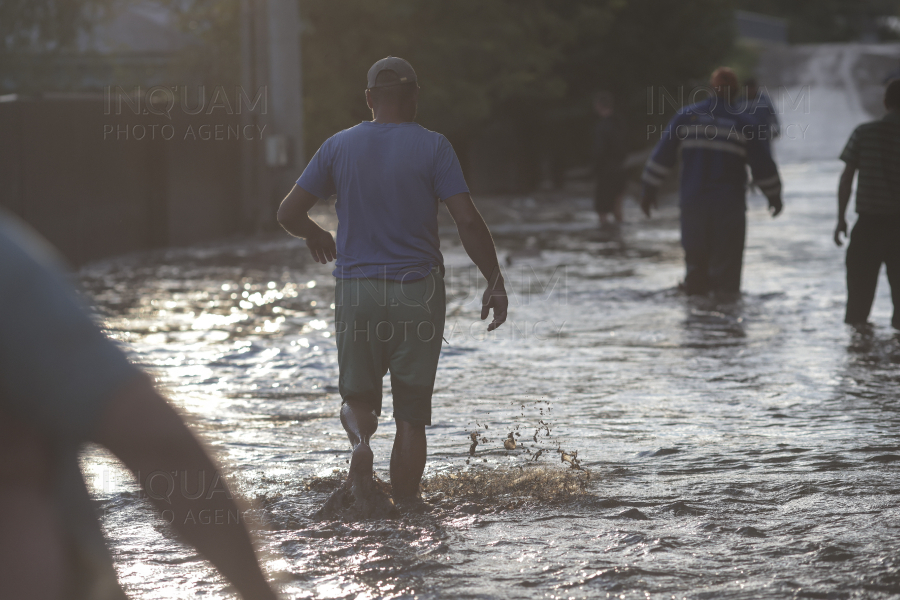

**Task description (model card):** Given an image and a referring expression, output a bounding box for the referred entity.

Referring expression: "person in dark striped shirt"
[836,79,900,329]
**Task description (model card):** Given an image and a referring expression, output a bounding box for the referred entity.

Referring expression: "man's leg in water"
[613,192,625,224]
[611,169,626,224]
[882,216,900,329]
[390,420,426,499]
[680,210,712,295]
[340,402,378,494]
[594,175,612,228]
[387,268,445,500]
[709,209,746,295]
[845,216,882,326]
[335,277,389,495]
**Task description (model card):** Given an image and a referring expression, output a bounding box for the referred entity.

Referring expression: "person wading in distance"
[641,67,784,298]
[835,78,900,329]
[277,56,508,516]
[591,90,627,229]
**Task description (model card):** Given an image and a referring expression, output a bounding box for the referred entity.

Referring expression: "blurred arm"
[444,192,507,331]
[276,184,324,238]
[765,96,780,137]
[640,117,679,216]
[276,185,336,264]
[837,164,855,220]
[746,136,783,217]
[835,164,856,246]
[90,374,278,600]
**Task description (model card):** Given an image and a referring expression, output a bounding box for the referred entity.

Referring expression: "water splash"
[422,466,591,507]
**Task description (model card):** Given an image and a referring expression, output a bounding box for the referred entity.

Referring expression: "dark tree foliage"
[4,0,740,186]
[556,0,734,105]
[0,0,114,54]
[545,0,737,172]
[299,0,575,157]
[0,0,117,92]
[162,0,241,86]
[299,0,736,179]
[735,0,900,42]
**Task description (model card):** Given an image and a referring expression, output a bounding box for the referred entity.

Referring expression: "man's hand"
[768,195,783,217]
[836,165,854,246]
[277,186,334,262]
[305,226,336,264]
[640,188,657,217]
[481,283,508,331]
[444,193,509,332]
[834,218,848,246]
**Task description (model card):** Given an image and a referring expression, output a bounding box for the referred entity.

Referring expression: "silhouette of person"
[640,67,783,297]
[835,79,900,329]
[277,57,508,515]
[591,91,628,227]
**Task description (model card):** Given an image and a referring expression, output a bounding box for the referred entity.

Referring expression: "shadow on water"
[681,295,748,347]
[845,326,900,365]
[833,326,900,418]
[676,291,790,351]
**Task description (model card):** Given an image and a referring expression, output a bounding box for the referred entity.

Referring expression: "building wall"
[0,97,242,265]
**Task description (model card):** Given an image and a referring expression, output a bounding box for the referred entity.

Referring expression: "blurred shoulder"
[0,212,65,282]
[673,99,711,123]
[842,121,881,146]
[855,120,881,132]
[410,125,457,153]
[329,123,366,141]
[311,124,367,157]
[410,123,447,140]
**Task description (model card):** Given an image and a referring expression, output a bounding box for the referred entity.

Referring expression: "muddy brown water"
[79,160,900,599]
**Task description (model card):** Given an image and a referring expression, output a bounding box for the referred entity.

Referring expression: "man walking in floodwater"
[641,67,784,297]
[277,57,508,515]
[835,79,900,329]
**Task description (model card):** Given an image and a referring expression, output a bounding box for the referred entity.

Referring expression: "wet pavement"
[79,159,900,599]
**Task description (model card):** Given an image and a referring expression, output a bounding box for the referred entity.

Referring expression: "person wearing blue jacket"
[641,67,784,296]
[742,78,780,151]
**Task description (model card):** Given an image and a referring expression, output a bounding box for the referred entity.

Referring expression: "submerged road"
[80,159,900,599]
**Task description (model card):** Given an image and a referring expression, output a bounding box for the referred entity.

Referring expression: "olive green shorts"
[334,268,445,426]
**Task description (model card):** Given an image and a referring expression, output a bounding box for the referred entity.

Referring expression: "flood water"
[78,159,900,599]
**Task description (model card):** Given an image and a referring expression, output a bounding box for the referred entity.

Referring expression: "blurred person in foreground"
[835,79,900,329]
[277,57,507,516]
[641,67,783,297]
[0,211,277,599]
[591,90,628,229]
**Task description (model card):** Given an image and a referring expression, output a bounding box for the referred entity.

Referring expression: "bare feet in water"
[314,443,398,521]
[349,441,374,499]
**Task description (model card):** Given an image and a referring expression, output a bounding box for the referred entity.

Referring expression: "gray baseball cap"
[367,56,417,89]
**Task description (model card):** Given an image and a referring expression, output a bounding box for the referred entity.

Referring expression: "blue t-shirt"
[297,121,470,280]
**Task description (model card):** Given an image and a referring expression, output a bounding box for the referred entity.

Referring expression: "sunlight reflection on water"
[79,160,900,599]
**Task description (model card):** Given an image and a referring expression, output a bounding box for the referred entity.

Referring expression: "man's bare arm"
[835,164,855,246]
[276,185,336,264]
[90,374,278,600]
[444,192,507,330]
